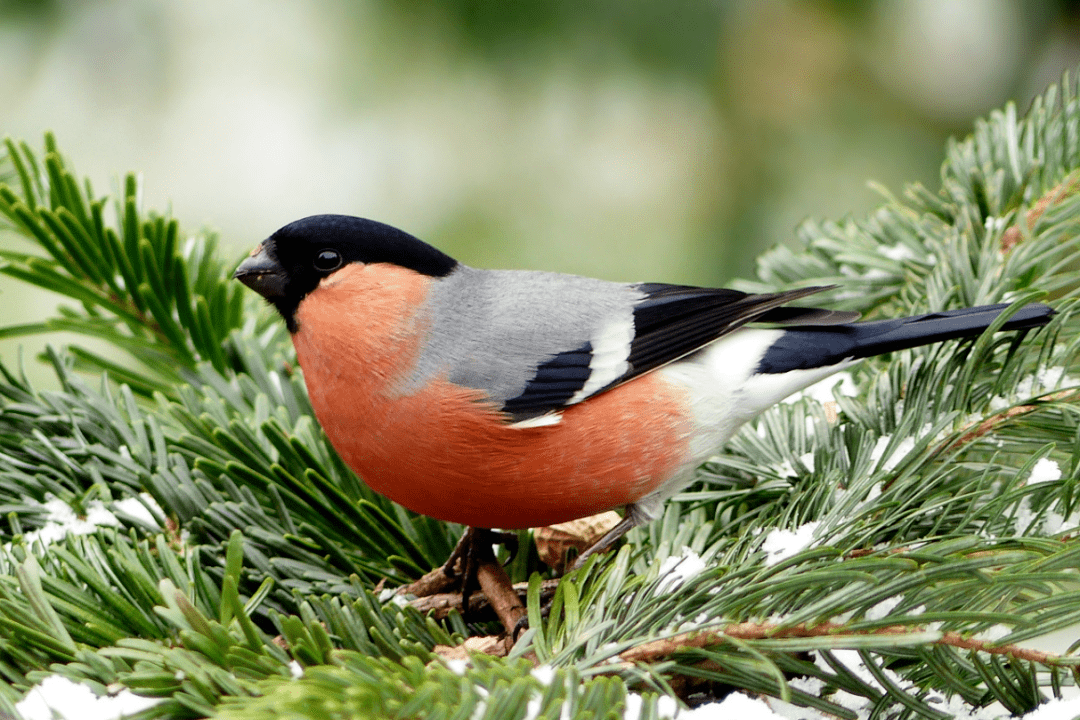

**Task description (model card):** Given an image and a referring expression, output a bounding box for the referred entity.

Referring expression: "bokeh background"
[1,0,1080,370]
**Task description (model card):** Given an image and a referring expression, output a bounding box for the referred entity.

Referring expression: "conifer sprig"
[0,133,248,392]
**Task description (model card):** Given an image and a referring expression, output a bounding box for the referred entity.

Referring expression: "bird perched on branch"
[235,214,1053,571]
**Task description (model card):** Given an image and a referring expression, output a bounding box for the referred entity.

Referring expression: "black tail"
[755,303,1055,374]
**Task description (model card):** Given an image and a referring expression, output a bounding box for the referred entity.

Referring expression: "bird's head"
[234,214,458,330]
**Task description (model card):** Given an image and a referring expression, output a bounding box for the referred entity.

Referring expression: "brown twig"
[408,579,561,621]
[613,621,1063,668]
[941,404,1037,452]
[476,558,527,638]
[399,562,460,598]
[410,590,490,618]
[938,630,1058,665]
[939,389,1080,454]
[433,636,509,660]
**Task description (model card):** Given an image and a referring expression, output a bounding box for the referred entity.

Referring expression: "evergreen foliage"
[0,70,1079,718]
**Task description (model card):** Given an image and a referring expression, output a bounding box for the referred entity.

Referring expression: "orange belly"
[291,263,694,528]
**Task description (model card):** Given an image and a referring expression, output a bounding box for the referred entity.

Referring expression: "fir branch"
[0,133,249,389]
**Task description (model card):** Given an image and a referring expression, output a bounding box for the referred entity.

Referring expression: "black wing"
[624,283,856,378]
[501,341,593,419]
[501,283,853,422]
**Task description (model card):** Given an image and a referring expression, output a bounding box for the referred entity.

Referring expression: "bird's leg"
[399,528,473,598]
[442,527,519,581]
[458,528,484,618]
[440,527,476,581]
[513,506,648,640]
[567,515,635,571]
[443,527,525,634]
[567,504,649,571]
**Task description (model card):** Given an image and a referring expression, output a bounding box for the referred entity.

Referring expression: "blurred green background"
[1,0,1079,348]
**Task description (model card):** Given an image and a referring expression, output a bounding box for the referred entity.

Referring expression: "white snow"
[524,694,543,720]
[761,522,821,566]
[628,671,1080,719]
[471,685,489,720]
[880,244,916,262]
[655,547,707,594]
[112,493,163,528]
[615,652,1080,720]
[870,434,914,472]
[20,496,120,548]
[775,453,815,479]
[991,367,1078,410]
[1016,459,1080,535]
[1018,695,1080,720]
[1015,498,1039,534]
[973,624,1012,643]
[623,693,678,720]
[16,675,160,720]
[657,695,678,719]
[680,693,782,718]
[444,659,468,676]
[530,665,555,686]
[864,595,902,621]
[1041,507,1080,536]
[1027,459,1062,484]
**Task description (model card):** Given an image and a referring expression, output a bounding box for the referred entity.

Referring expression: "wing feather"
[499,283,842,422]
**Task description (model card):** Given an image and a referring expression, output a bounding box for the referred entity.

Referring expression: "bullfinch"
[234,214,1053,564]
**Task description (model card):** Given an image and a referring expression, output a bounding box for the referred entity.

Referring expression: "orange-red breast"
[235,214,1054,552]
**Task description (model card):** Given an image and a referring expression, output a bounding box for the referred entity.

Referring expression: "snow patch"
[445,659,468,676]
[530,665,555,686]
[17,495,122,549]
[1027,458,1062,484]
[991,367,1078,410]
[112,494,163,528]
[17,675,160,720]
[679,692,782,718]
[762,522,820,566]
[869,426,933,472]
[880,243,916,262]
[865,595,902,621]
[655,547,707,595]
[974,624,1012,643]
[1020,695,1080,720]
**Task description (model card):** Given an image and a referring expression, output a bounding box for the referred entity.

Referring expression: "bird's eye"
[314,249,342,272]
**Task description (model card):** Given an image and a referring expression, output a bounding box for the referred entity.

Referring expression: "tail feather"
[755,303,1054,375]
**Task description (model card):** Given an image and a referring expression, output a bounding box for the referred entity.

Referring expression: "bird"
[234,214,1054,568]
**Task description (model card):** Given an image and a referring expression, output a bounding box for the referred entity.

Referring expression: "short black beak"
[234,243,287,299]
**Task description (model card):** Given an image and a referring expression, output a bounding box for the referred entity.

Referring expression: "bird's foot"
[402,528,525,638]
[458,528,526,637]
[403,513,637,642]
[441,527,518,582]
[400,527,518,600]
